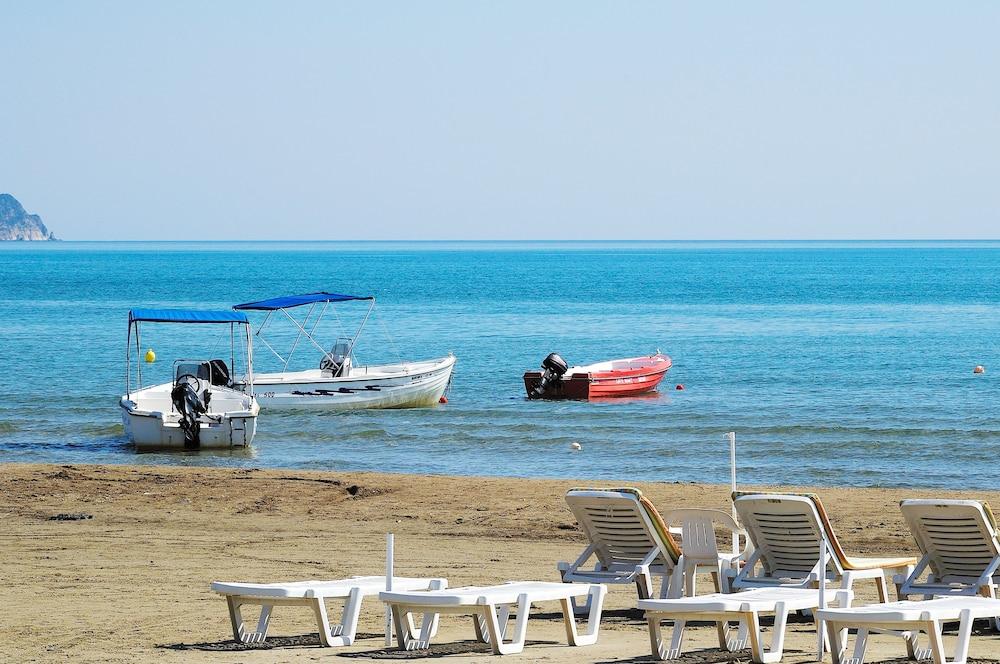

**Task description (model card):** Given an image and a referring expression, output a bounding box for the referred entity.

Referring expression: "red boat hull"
[523,354,672,400]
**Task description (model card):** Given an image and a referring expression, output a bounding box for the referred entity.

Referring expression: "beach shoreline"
[3,461,1000,663]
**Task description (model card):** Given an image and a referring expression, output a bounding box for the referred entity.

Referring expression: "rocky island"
[0,194,57,240]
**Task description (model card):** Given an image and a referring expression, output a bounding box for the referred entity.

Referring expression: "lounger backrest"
[565,488,681,570]
[900,499,1000,582]
[734,493,842,581]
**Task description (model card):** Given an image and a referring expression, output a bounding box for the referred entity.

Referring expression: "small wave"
[0,421,19,434]
[78,423,125,436]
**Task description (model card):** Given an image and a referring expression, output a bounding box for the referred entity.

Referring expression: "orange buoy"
[675,384,685,390]
[439,395,448,403]
[974,365,985,374]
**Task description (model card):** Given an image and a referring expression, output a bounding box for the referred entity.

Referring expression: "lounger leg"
[226,597,271,644]
[745,611,768,664]
[853,627,872,664]
[646,615,674,660]
[560,584,604,646]
[647,616,685,660]
[226,597,246,643]
[905,630,926,661]
[415,610,437,648]
[950,609,974,664]
[825,621,845,664]
[324,587,362,646]
[925,619,949,664]
[390,605,407,648]
[391,606,427,650]
[473,613,488,643]
[717,618,748,652]
[483,595,530,655]
[767,602,789,661]
[256,604,274,643]
[426,579,445,638]
[474,606,508,644]
[310,597,335,647]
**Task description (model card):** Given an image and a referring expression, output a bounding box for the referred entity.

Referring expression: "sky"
[2,2,999,240]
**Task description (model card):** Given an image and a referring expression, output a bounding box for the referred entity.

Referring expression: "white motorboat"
[120,309,260,450]
[233,292,456,409]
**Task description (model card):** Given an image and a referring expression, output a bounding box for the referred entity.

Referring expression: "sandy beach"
[3,462,1000,663]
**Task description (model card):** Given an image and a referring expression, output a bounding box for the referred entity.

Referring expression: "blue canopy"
[233,292,374,311]
[129,309,249,324]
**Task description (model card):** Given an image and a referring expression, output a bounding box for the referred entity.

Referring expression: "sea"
[0,241,998,489]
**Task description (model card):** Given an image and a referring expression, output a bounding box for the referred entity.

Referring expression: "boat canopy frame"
[125,308,254,399]
[233,292,377,373]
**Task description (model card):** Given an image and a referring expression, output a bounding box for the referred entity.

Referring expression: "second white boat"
[233,292,455,409]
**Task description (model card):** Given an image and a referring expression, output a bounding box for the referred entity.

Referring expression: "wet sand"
[2,462,999,663]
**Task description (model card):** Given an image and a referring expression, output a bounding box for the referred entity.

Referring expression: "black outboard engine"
[171,377,208,448]
[530,352,569,398]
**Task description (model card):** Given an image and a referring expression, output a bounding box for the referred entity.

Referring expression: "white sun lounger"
[817,596,1000,664]
[211,575,446,647]
[731,493,917,601]
[558,488,683,601]
[896,500,1000,604]
[380,581,606,655]
[640,586,852,663]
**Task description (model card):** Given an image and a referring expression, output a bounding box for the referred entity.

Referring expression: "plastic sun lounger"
[211,575,446,647]
[817,596,1000,664]
[379,581,606,655]
[730,493,917,601]
[896,500,1000,604]
[558,488,683,601]
[640,587,852,663]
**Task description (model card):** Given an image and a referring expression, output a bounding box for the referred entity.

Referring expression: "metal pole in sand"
[726,432,737,520]
[817,532,827,659]
[385,533,394,647]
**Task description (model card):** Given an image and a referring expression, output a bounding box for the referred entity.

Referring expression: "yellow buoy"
[144,348,156,363]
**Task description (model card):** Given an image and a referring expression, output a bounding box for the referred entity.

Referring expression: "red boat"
[523,352,672,400]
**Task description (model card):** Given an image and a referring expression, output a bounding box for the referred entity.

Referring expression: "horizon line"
[8,238,1000,243]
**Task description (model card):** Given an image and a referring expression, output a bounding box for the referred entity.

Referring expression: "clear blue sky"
[2,2,998,240]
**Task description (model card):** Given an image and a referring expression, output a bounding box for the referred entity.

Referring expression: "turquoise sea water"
[0,241,998,489]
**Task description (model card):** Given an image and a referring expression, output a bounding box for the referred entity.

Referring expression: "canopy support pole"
[282,304,316,371]
[135,323,143,389]
[253,310,287,364]
[344,299,375,367]
[125,321,132,398]
[245,322,254,394]
[278,307,347,366]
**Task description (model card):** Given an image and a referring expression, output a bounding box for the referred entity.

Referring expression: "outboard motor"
[530,352,569,398]
[171,376,208,448]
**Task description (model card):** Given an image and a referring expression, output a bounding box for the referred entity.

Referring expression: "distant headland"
[0,194,57,241]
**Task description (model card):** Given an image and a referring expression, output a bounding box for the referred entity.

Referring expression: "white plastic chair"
[663,508,749,594]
